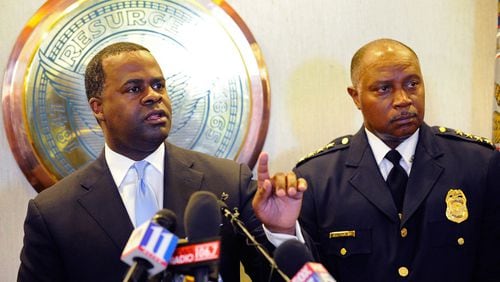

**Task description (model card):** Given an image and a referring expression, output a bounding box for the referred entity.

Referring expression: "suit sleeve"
[18,199,66,282]
[474,151,500,281]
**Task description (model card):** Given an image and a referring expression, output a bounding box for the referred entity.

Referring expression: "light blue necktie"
[134,160,158,226]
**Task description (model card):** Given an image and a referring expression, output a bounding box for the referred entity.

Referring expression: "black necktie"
[385,150,408,213]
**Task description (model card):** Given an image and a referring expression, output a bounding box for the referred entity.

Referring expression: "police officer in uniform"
[255,38,500,281]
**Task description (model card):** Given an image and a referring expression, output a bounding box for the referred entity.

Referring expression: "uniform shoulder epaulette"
[296,135,353,167]
[432,126,495,150]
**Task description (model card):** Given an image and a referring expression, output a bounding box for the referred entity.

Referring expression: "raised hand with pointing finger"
[252,152,307,235]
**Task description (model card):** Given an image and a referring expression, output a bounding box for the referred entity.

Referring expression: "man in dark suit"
[18,42,296,281]
[253,39,500,281]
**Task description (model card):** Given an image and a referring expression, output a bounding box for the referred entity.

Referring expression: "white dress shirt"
[365,128,419,179]
[105,143,165,227]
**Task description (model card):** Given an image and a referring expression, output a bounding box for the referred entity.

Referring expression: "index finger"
[257,151,270,187]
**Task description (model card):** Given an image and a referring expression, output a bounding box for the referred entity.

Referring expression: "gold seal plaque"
[2,0,270,192]
[445,189,468,224]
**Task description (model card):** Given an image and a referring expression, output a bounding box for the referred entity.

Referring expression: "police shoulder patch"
[296,135,353,167]
[432,126,495,150]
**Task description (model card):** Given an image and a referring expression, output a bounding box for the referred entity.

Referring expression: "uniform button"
[398,266,409,277]
[340,248,347,256]
[400,228,408,238]
[341,137,349,145]
[457,237,465,245]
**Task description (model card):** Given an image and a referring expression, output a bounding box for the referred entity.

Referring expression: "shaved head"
[350,39,420,87]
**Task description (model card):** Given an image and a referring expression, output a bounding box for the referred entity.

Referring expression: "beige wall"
[0,0,496,280]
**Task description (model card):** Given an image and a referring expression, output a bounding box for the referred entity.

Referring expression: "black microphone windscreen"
[184,191,221,241]
[274,239,314,278]
[152,209,177,233]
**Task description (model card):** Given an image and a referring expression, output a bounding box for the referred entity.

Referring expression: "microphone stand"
[219,204,290,282]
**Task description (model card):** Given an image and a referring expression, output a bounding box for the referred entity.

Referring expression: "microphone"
[121,209,179,282]
[172,191,222,282]
[274,239,336,282]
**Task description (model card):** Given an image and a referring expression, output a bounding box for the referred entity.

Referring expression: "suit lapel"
[77,154,134,251]
[163,143,204,237]
[401,124,444,226]
[348,129,399,222]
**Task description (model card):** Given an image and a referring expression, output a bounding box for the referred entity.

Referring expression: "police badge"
[2,0,269,192]
[445,189,468,223]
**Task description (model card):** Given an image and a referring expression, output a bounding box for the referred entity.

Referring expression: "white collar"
[104,143,165,188]
[365,128,419,170]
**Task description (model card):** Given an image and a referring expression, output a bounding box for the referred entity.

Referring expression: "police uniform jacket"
[294,123,500,282]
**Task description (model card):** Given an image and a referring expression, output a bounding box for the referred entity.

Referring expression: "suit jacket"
[18,142,273,282]
[294,123,500,282]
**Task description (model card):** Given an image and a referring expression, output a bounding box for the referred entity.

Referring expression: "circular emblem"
[2,0,269,192]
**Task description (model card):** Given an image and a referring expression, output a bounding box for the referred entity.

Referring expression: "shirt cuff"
[263,221,305,247]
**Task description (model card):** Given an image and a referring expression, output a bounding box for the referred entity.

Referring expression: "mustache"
[390,111,418,122]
